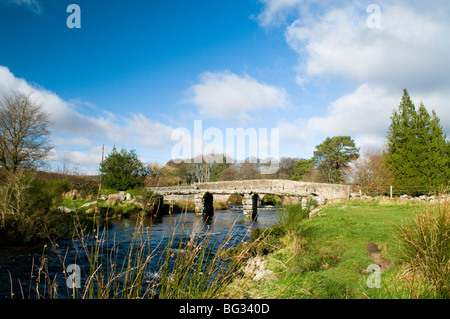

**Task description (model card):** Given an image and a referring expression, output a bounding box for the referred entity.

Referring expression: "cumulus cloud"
[285,2,450,88]
[123,114,174,147]
[0,66,174,172]
[0,66,113,139]
[278,84,399,147]
[255,0,304,27]
[187,71,289,122]
[258,1,450,153]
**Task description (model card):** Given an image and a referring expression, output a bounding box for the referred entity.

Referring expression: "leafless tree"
[344,149,394,195]
[0,91,52,173]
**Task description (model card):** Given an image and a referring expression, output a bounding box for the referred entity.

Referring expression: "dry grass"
[23,211,257,299]
[395,195,450,298]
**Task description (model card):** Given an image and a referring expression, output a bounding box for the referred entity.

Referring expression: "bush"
[68,178,98,200]
[0,171,97,245]
[99,147,147,191]
[0,171,63,244]
[47,178,71,207]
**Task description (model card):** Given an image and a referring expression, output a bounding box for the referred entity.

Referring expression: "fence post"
[390,186,393,199]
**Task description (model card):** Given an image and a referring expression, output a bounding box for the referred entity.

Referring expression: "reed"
[25,208,254,299]
[395,193,450,298]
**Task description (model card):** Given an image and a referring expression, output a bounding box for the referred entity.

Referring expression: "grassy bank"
[226,199,449,299]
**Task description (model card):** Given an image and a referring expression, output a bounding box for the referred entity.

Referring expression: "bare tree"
[344,149,394,195]
[0,91,52,173]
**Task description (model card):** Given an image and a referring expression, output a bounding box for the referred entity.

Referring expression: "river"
[0,208,279,299]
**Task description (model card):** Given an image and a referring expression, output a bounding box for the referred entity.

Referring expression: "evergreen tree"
[291,159,314,181]
[99,147,147,190]
[386,90,449,194]
[210,162,231,181]
[313,136,360,184]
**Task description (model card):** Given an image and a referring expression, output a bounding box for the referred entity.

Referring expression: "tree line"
[1,89,449,195]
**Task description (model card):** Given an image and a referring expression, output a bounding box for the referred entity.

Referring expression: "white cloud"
[123,114,174,147]
[187,71,288,121]
[51,137,94,148]
[261,1,450,155]
[285,2,450,89]
[0,66,111,138]
[278,83,450,154]
[277,84,396,144]
[4,0,41,14]
[0,66,175,172]
[256,0,304,27]
[304,84,398,137]
[47,145,109,175]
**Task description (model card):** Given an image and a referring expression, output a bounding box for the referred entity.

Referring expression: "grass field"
[226,200,448,299]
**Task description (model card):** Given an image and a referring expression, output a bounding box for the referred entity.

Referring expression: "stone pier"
[194,192,214,217]
[243,193,259,220]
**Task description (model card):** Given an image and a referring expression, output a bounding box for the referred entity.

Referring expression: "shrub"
[99,147,147,191]
[47,178,71,207]
[0,171,56,244]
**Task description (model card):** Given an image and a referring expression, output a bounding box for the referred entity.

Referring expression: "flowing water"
[0,208,278,299]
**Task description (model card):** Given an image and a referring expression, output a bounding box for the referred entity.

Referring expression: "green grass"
[230,200,429,299]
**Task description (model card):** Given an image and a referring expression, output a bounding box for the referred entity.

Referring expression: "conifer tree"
[313,136,360,184]
[99,147,147,191]
[386,90,449,194]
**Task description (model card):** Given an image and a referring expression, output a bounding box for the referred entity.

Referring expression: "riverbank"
[224,199,449,299]
[0,207,279,299]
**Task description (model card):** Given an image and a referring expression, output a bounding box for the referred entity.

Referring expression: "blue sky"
[1,0,449,174]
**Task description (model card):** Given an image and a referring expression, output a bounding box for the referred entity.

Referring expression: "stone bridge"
[147,180,350,219]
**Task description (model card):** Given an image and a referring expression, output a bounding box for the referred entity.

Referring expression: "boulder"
[309,207,323,218]
[80,201,98,208]
[57,206,75,214]
[243,256,279,281]
[106,193,126,205]
[126,193,133,201]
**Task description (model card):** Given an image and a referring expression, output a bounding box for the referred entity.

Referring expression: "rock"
[80,201,98,208]
[243,256,279,281]
[253,269,278,281]
[126,193,133,201]
[106,193,126,205]
[309,207,322,218]
[57,206,75,213]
